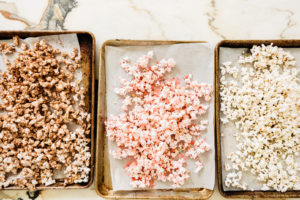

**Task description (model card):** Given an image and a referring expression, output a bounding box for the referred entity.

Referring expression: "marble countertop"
[0,0,300,199]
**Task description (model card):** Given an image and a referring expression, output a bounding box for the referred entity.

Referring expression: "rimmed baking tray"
[215,40,300,198]
[0,31,95,189]
[95,39,214,200]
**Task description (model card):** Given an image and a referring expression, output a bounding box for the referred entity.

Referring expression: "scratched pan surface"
[0,31,95,190]
[95,39,214,200]
[215,40,300,198]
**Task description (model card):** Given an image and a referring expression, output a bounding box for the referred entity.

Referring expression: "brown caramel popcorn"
[0,42,15,55]
[0,37,91,189]
[13,35,20,47]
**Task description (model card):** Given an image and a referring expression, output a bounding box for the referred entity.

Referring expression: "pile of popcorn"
[0,36,91,189]
[106,51,212,188]
[220,44,300,192]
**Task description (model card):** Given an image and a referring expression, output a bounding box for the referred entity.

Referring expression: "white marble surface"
[0,0,300,199]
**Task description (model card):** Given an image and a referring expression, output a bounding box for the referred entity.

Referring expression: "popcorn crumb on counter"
[0,37,91,189]
[106,51,213,188]
[220,44,300,192]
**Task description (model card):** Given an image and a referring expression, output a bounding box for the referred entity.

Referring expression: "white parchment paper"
[219,47,300,191]
[0,34,81,179]
[105,43,215,191]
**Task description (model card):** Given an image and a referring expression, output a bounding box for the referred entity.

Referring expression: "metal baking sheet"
[95,39,214,200]
[0,31,95,190]
[215,40,300,198]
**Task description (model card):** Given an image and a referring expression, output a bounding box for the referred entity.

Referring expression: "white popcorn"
[225,163,231,171]
[194,161,204,173]
[220,44,300,192]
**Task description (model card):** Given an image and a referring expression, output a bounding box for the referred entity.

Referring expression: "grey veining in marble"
[0,0,77,30]
[206,0,226,39]
[39,0,77,30]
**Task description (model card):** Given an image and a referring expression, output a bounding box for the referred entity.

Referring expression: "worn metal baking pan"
[0,31,95,189]
[215,40,300,198]
[95,39,214,200]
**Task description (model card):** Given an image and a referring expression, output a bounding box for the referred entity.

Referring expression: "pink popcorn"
[195,161,204,173]
[106,51,212,188]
